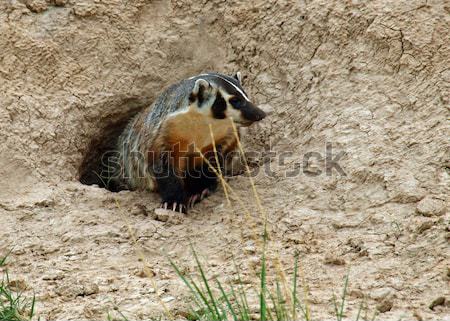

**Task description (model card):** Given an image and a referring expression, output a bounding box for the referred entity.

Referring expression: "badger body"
[108,72,266,212]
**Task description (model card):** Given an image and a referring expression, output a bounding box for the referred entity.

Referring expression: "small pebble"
[162,296,175,303]
[8,279,27,291]
[417,221,434,234]
[376,298,393,313]
[243,245,256,254]
[83,283,99,296]
[416,196,446,217]
[324,255,345,265]
[370,287,392,301]
[429,296,445,310]
[349,289,364,298]
[25,0,48,12]
[153,208,184,224]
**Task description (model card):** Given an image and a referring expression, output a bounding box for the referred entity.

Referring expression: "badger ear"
[233,71,242,84]
[190,79,210,104]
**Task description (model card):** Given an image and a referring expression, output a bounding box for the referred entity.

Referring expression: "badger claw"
[200,188,210,200]
[160,202,187,214]
[188,194,199,209]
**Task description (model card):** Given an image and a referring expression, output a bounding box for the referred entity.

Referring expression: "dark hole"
[78,98,146,192]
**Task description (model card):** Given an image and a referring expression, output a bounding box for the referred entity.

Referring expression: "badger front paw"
[160,201,187,214]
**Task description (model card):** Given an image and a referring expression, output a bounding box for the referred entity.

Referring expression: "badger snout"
[242,103,267,123]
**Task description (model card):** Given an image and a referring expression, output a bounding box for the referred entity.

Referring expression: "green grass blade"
[228,280,246,321]
[168,258,204,310]
[292,254,309,321]
[0,251,11,267]
[187,303,203,321]
[276,279,287,321]
[260,250,267,321]
[293,289,308,320]
[30,294,36,319]
[216,278,237,321]
[339,274,349,319]
[117,310,129,321]
[266,285,280,321]
[188,274,217,320]
[332,292,339,321]
[190,246,221,319]
[238,283,251,321]
[292,253,299,320]
[0,263,36,321]
[355,301,363,321]
[233,259,251,321]
[170,256,220,321]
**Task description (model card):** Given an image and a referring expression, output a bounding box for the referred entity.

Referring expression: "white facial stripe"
[213,74,250,102]
[189,73,250,101]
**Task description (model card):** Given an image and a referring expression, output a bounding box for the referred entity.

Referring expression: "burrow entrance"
[78,98,146,191]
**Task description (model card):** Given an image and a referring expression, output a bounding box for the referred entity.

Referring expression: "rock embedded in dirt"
[83,305,103,319]
[53,0,67,6]
[55,283,84,299]
[370,287,394,301]
[377,298,394,313]
[162,296,175,303]
[134,268,148,278]
[55,280,99,299]
[324,254,346,266]
[42,271,65,281]
[349,289,364,299]
[416,196,446,217]
[153,208,184,224]
[416,220,435,234]
[73,2,97,17]
[83,282,99,296]
[25,0,48,12]
[243,245,256,254]
[429,296,446,310]
[8,279,27,291]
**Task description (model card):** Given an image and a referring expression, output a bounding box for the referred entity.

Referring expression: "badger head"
[188,72,266,126]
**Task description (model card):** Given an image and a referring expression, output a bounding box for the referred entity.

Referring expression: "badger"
[105,72,266,212]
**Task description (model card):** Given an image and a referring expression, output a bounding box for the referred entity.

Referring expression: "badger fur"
[105,72,266,212]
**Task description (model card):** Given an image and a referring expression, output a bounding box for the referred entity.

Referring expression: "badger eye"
[229,97,243,109]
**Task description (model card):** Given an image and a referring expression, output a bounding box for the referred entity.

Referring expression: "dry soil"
[0,0,449,320]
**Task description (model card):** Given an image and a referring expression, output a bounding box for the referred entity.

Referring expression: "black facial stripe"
[198,84,206,105]
[211,92,226,119]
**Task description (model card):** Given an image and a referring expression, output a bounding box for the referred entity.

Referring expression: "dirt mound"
[0,0,448,320]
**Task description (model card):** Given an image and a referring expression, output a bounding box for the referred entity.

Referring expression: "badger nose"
[242,102,268,123]
[250,105,266,122]
[255,108,267,121]
[258,108,267,120]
